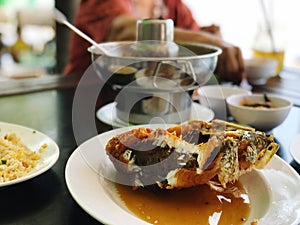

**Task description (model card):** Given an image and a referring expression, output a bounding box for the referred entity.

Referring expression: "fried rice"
[0,133,47,183]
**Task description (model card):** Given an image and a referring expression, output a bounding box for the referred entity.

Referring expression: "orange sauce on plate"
[116,182,250,225]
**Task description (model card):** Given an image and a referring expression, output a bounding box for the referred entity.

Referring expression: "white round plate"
[0,122,59,187]
[65,125,300,225]
[290,134,300,164]
[96,102,214,128]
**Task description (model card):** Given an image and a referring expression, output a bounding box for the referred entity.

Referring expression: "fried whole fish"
[105,120,279,190]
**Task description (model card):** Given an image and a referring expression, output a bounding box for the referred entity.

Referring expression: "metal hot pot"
[88,19,221,124]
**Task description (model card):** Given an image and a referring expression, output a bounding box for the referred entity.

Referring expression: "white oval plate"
[65,125,300,225]
[0,122,59,187]
[290,134,300,164]
[96,102,214,128]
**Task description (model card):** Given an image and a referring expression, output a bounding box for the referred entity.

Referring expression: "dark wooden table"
[253,68,300,106]
[0,69,299,225]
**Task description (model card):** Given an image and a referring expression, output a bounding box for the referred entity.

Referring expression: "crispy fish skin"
[105,127,218,188]
[168,120,279,187]
[105,120,279,190]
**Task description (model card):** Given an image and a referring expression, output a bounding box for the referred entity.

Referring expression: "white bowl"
[197,85,251,120]
[226,93,292,131]
[245,57,278,85]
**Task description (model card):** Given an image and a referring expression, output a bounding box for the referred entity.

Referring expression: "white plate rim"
[65,125,300,225]
[290,134,300,164]
[96,102,214,128]
[0,121,60,187]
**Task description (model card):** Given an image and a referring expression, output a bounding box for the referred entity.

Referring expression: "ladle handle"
[176,60,197,82]
[185,60,197,82]
[152,62,162,88]
[151,60,197,89]
[54,8,110,56]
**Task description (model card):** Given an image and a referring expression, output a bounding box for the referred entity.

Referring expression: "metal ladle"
[54,8,110,56]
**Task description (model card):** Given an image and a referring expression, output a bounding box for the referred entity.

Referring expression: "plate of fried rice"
[0,122,59,187]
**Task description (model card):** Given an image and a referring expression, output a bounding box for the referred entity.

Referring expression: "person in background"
[64,0,245,85]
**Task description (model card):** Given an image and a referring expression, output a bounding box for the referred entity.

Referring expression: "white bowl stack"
[197,85,251,120]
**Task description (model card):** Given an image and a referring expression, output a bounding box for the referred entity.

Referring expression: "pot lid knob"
[136,19,174,41]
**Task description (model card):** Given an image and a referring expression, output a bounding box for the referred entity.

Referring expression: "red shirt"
[64,0,200,75]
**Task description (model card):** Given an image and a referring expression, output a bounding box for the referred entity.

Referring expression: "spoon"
[54,8,110,56]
